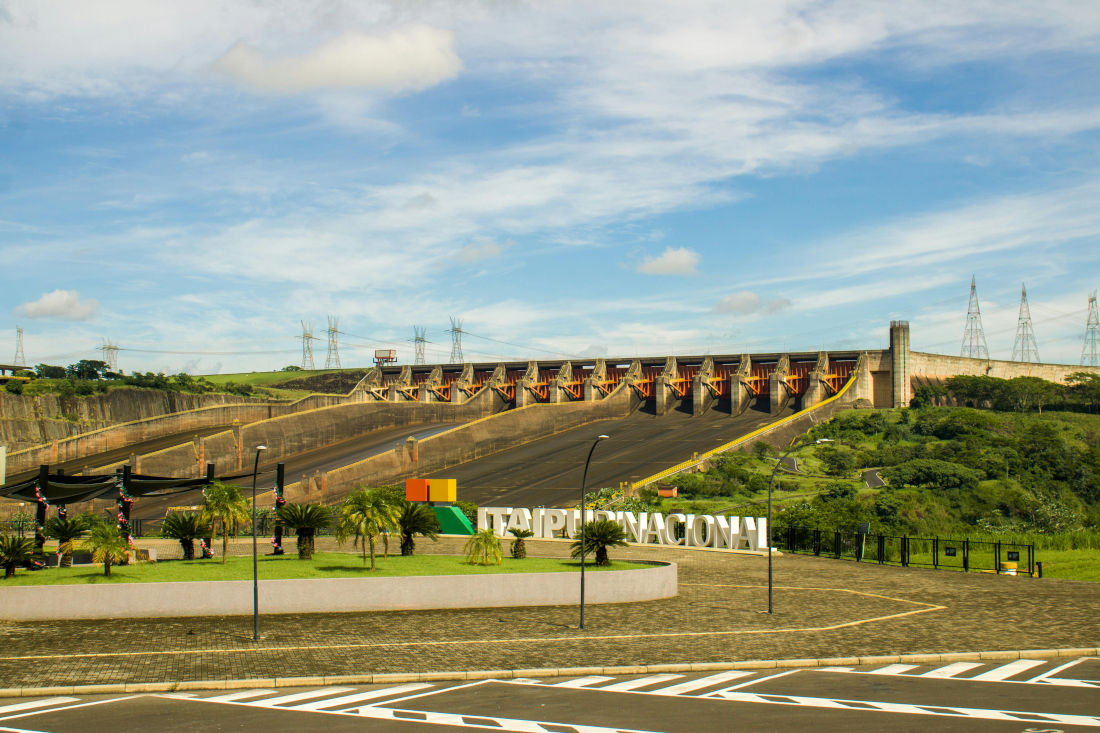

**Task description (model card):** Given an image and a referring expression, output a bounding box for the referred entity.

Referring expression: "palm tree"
[45,515,90,568]
[397,501,440,556]
[337,489,398,570]
[200,481,250,564]
[276,503,331,560]
[82,521,132,577]
[509,528,534,559]
[0,534,35,578]
[571,519,629,567]
[464,528,503,566]
[161,512,210,561]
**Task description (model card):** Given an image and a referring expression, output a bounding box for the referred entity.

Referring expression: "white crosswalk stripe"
[868,664,919,675]
[598,674,683,691]
[292,684,434,711]
[648,670,753,695]
[247,687,355,708]
[0,697,79,715]
[919,662,984,678]
[553,675,615,688]
[968,659,1046,682]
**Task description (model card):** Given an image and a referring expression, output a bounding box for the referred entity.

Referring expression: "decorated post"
[271,463,286,555]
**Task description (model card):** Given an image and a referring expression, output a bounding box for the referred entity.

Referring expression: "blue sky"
[1,1,1099,373]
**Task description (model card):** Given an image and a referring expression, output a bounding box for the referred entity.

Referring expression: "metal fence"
[776,525,1035,576]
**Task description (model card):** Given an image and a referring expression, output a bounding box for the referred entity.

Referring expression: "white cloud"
[637,247,700,275]
[714,291,791,315]
[211,27,461,94]
[15,290,100,320]
[458,240,509,264]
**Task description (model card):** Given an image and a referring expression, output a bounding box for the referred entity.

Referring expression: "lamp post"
[251,445,267,641]
[767,437,831,614]
[579,434,609,630]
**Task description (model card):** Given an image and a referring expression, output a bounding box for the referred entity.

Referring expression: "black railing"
[777,525,1035,575]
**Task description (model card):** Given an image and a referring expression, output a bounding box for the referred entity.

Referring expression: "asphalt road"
[428,404,790,508]
[4,426,233,485]
[129,422,455,522]
[3,658,1096,732]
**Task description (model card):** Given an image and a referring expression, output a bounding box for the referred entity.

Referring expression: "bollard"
[1036,561,1043,578]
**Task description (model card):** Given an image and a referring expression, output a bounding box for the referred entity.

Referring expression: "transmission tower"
[960,275,990,360]
[300,321,316,370]
[324,315,341,369]
[13,327,25,367]
[1083,291,1099,367]
[413,326,426,365]
[449,317,463,363]
[1010,283,1040,363]
[99,339,119,371]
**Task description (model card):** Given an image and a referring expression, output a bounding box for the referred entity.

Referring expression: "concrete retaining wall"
[300,381,641,503]
[908,351,1100,383]
[0,561,675,620]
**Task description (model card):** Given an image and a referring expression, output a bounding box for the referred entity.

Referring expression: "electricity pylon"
[1083,291,1099,367]
[13,327,25,367]
[449,317,463,363]
[1010,283,1040,363]
[99,339,119,371]
[960,276,990,360]
[300,321,316,370]
[413,326,426,365]
[324,316,341,369]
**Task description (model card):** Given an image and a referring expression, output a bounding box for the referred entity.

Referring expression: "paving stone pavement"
[0,538,1096,689]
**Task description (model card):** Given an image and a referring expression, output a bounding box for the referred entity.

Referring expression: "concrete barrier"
[0,561,675,620]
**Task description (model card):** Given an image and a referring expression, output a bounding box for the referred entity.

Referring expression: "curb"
[1,646,1096,698]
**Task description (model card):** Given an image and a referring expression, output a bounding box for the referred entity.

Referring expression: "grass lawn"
[1,552,650,586]
[1034,549,1100,582]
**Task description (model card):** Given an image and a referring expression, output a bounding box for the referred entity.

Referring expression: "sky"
[1,0,1099,374]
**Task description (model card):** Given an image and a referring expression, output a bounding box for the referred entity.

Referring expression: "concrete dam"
[5,321,1098,520]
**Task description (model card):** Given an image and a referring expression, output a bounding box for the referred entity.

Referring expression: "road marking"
[713,691,1100,727]
[919,662,983,678]
[1026,657,1092,684]
[553,676,615,688]
[291,685,434,711]
[709,669,799,693]
[598,674,683,691]
[247,687,355,707]
[201,689,276,702]
[648,670,752,695]
[0,699,78,716]
[0,696,141,724]
[868,664,919,675]
[354,704,664,732]
[968,659,1046,681]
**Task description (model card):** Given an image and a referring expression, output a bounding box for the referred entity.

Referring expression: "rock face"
[0,389,269,451]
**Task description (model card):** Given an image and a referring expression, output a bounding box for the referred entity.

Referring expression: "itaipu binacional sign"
[478,507,769,551]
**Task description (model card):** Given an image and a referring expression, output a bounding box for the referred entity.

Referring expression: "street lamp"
[767,437,831,614]
[579,434,609,630]
[251,444,267,641]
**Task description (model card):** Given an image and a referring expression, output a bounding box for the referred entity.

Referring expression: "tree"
[200,481,251,564]
[276,503,331,560]
[337,488,399,569]
[396,501,440,556]
[880,458,983,491]
[66,359,109,380]
[34,363,66,379]
[44,515,90,568]
[818,447,855,477]
[161,512,210,561]
[0,535,35,578]
[509,528,534,559]
[82,520,132,577]
[464,528,503,566]
[570,519,628,567]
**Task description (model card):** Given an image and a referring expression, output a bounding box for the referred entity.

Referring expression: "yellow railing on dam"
[629,374,857,490]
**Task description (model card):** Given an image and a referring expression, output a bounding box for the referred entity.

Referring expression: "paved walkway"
[0,538,1096,689]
